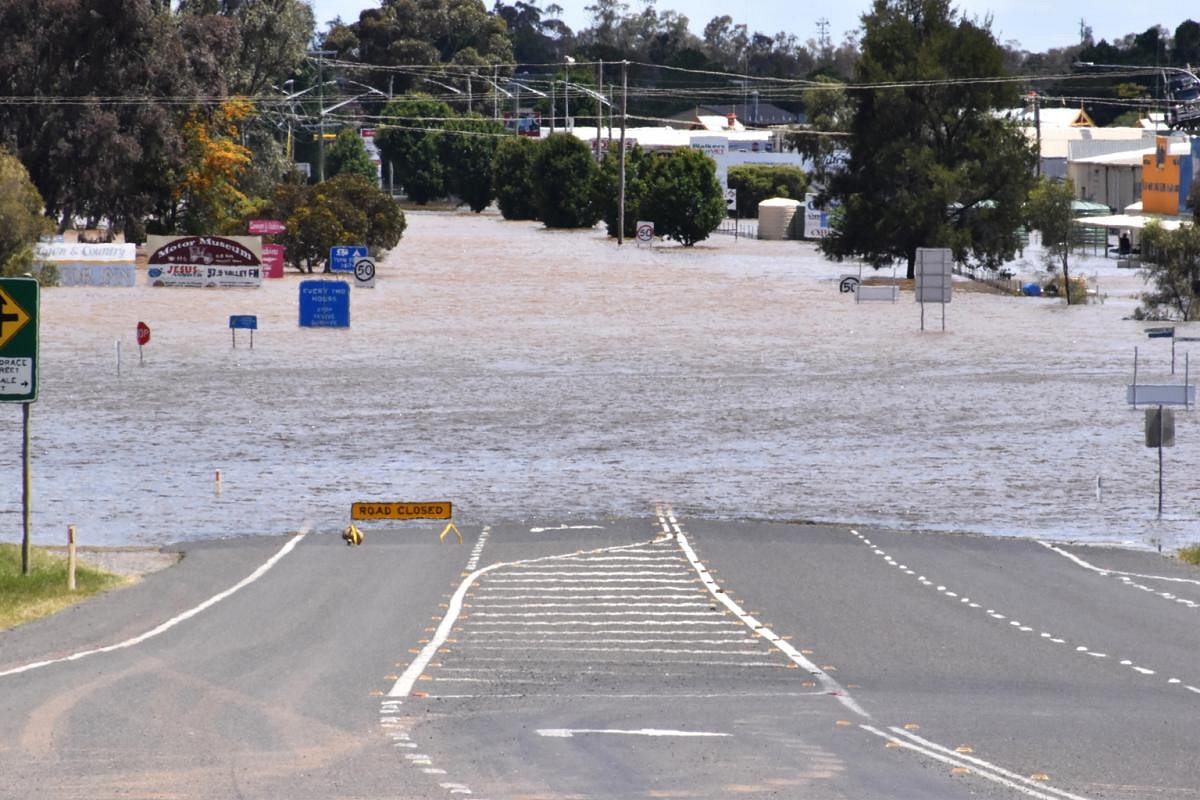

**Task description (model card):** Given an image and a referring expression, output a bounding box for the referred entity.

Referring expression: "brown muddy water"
[2,210,1196,549]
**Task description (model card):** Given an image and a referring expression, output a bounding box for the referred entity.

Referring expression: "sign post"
[635,221,654,248]
[915,248,953,331]
[0,278,39,575]
[229,315,258,348]
[1128,346,1193,518]
[136,321,150,365]
[329,245,368,273]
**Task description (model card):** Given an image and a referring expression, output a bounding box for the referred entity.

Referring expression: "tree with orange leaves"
[175,98,255,234]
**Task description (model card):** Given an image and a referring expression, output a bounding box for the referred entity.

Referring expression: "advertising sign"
[261,244,285,279]
[34,242,136,287]
[146,235,263,288]
[804,193,836,239]
[299,280,350,328]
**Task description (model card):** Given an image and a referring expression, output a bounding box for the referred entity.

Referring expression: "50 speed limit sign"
[635,220,654,246]
[353,256,376,288]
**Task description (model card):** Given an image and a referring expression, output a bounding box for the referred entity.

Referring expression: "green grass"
[0,543,129,631]
[1179,544,1200,566]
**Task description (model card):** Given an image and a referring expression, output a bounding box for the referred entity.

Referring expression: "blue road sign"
[229,315,258,330]
[329,245,368,273]
[299,280,350,328]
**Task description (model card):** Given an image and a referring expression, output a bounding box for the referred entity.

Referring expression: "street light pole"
[308,49,336,182]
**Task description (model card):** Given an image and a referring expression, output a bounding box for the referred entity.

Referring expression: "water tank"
[757,197,802,240]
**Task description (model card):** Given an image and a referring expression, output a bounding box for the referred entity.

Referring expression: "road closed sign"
[352,502,452,520]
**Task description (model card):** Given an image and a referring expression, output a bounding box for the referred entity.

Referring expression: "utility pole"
[1031,90,1042,177]
[618,60,628,246]
[309,48,336,182]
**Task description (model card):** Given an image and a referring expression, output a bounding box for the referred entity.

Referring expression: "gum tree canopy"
[820,0,1036,278]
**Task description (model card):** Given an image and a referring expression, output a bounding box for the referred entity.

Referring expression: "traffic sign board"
[329,245,368,273]
[353,256,376,288]
[136,321,151,346]
[0,278,38,402]
[352,501,453,520]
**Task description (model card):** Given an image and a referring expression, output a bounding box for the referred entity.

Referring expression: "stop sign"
[136,321,150,346]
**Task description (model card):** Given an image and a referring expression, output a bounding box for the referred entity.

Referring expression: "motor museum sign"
[146,235,263,288]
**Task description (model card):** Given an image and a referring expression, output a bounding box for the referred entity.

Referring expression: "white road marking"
[464,524,491,571]
[862,725,1091,800]
[0,530,308,679]
[389,540,679,697]
[1037,541,1200,586]
[530,525,604,532]
[537,728,730,738]
[662,507,869,718]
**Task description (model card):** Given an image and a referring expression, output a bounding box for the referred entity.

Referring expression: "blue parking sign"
[329,245,368,273]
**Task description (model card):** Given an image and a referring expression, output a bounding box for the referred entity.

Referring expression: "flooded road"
[3,211,1196,548]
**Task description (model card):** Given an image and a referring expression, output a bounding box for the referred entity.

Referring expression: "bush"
[269,174,405,272]
[493,136,540,220]
[1179,544,1200,565]
[592,144,650,239]
[439,117,506,213]
[532,133,599,228]
[0,150,53,277]
[640,147,726,247]
[728,165,808,218]
[326,128,379,184]
[375,96,454,204]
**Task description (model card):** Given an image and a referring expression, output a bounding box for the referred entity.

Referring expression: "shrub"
[728,165,808,218]
[0,150,53,277]
[269,174,405,271]
[492,136,540,220]
[592,144,650,239]
[639,147,726,247]
[532,133,599,228]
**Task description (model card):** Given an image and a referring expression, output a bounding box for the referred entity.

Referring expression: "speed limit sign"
[635,220,654,247]
[353,256,376,288]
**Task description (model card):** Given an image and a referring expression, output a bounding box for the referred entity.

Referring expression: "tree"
[820,0,1037,278]
[1138,221,1200,321]
[0,150,53,277]
[531,133,599,228]
[175,99,255,235]
[269,174,406,272]
[592,144,650,238]
[375,96,454,203]
[790,78,850,189]
[1025,177,1083,304]
[492,136,540,220]
[639,148,726,246]
[326,128,380,183]
[0,1,241,238]
[439,117,506,212]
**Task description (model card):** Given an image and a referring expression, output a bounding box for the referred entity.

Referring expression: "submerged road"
[1,509,1198,799]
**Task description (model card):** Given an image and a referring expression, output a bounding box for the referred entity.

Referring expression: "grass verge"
[0,543,130,631]
[1179,544,1200,566]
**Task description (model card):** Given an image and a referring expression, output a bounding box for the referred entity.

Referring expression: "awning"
[1073,213,1189,231]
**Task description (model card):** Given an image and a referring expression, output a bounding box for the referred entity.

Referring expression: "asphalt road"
[2,511,1198,799]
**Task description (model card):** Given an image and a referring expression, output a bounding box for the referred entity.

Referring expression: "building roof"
[1000,105,1096,127]
[1030,126,1151,159]
[669,103,799,128]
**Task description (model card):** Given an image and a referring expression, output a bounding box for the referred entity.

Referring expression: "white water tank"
[757,197,802,240]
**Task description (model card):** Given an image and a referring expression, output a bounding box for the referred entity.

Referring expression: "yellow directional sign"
[351,501,452,520]
[0,285,31,350]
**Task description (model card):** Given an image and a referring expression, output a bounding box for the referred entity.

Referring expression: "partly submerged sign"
[299,280,349,327]
[35,242,136,287]
[146,235,263,288]
[351,502,453,520]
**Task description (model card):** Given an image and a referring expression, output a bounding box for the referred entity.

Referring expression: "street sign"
[299,280,350,328]
[915,248,953,304]
[136,321,151,346]
[229,315,257,330]
[248,219,286,235]
[329,245,368,273]
[354,256,376,288]
[0,278,38,402]
[1146,326,1176,339]
[636,221,654,248]
[724,188,737,211]
[1127,384,1196,406]
[351,501,453,520]
[261,243,285,279]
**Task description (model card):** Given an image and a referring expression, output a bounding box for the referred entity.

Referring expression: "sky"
[308,0,1195,56]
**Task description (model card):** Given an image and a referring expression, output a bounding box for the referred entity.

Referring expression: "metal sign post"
[635,221,654,248]
[1128,347,1192,517]
[915,248,952,331]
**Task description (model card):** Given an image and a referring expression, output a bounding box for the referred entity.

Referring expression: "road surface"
[2,509,1199,799]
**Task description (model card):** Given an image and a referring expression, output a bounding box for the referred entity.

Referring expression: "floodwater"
[2,211,1197,549]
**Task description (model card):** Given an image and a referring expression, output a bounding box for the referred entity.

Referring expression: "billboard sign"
[146,235,263,288]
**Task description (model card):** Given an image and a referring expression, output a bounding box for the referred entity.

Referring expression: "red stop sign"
[136,321,150,346]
